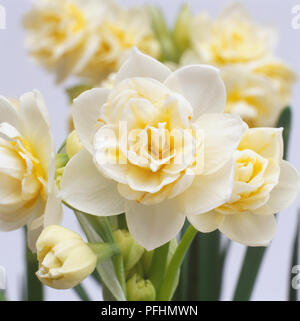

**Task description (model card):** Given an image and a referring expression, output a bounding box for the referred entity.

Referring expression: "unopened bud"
[66,130,83,159]
[113,229,145,272]
[126,274,156,301]
[36,225,97,289]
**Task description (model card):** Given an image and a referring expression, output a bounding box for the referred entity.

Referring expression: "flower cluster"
[179,4,296,127]
[60,49,300,251]
[0,1,298,298]
[23,0,160,83]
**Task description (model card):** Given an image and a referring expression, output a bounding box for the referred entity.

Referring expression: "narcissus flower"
[36,225,97,289]
[0,91,62,251]
[60,48,246,250]
[23,0,108,83]
[189,128,300,246]
[24,0,160,83]
[221,65,283,127]
[184,4,276,66]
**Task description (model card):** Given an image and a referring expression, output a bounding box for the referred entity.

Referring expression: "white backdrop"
[0,0,299,301]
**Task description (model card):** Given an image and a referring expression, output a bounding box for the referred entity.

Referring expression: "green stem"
[67,204,127,298]
[57,139,67,153]
[158,225,198,301]
[149,242,170,293]
[74,284,91,301]
[25,244,44,301]
[0,291,6,301]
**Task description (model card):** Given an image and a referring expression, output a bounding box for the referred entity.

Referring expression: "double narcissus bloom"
[23,0,160,83]
[180,4,296,127]
[0,91,62,250]
[36,225,97,289]
[190,128,300,245]
[60,48,247,250]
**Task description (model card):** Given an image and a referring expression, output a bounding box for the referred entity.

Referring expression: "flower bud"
[113,230,145,272]
[126,274,156,301]
[173,4,192,54]
[36,225,97,289]
[66,130,83,159]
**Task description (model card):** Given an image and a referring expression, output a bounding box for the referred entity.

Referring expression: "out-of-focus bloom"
[126,273,156,301]
[24,0,160,83]
[36,225,97,289]
[250,59,297,107]
[0,91,62,251]
[184,4,276,66]
[66,130,83,159]
[180,4,296,127]
[60,48,246,250]
[23,0,107,83]
[77,6,160,83]
[189,128,300,246]
[221,66,283,127]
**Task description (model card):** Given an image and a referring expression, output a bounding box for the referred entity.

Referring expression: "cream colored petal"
[0,146,25,179]
[60,149,125,216]
[177,158,235,216]
[188,211,224,233]
[127,166,180,193]
[125,199,185,250]
[196,113,247,175]
[253,161,300,215]
[164,65,226,120]
[73,88,110,154]
[93,124,128,184]
[0,196,43,233]
[44,185,63,227]
[168,170,195,199]
[219,213,276,246]
[238,128,283,163]
[115,48,171,84]
[20,91,53,178]
[0,96,21,131]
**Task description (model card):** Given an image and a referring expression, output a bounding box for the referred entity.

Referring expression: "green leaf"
[276,106,292,159]
[149,242,170,294]
[0,291,7,301]
[157,225,198,301]
[75,211,126,301]
[189,231,222,300]
[24,228,44,301]
[233,247,266,301]
[73,284,91,301]
[289,210,300,301]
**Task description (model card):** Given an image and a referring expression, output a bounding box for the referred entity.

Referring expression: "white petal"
[115,48,171,84]
[177,158,235,215]
[0,146,25,179]
[93,124,128,184]
[238,128,283,163]
[20,91,53,178]
[219,213,276,246]
[44,185,63,227]
[125,199,185,250]
[188,211,224,233]
[60,149,125,216]
[164,65,226,119]
[253,161,300,215]
[196,113,247,174]
[72,88,110,154]
[0,96,21,130]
